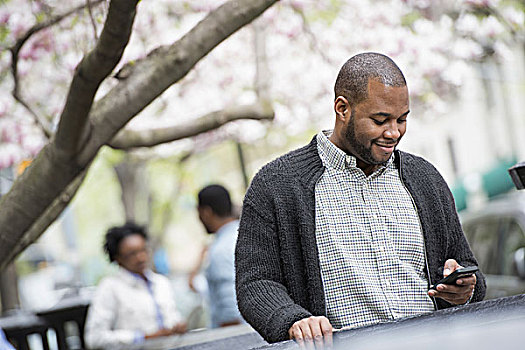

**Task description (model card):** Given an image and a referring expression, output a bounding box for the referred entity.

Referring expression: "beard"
[344,111,389,167]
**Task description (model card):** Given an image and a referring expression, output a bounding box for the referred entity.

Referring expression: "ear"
[199,206,214,219]
[334,96,350,122]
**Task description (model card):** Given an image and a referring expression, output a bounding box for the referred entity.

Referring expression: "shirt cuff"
[133,331,145,344]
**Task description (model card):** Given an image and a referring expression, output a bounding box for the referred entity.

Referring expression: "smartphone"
[429,266,478,290]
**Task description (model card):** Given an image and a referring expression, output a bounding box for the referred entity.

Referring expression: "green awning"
[451,183,468,212]
[452,157,516,212]
[481,158,516,199]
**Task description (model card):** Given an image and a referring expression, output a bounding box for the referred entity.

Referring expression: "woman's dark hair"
[103,222,148,262]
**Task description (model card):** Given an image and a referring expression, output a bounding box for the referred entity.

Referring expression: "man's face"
[197,206,213,234]
[115,234,149,275]
[339,79,409,173]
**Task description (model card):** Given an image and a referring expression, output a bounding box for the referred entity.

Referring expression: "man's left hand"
[428,259,476,305]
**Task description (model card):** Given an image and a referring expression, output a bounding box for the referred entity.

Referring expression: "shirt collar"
[317,130,348,171]
[316,130,395,175]
[117,265,153,286]
[215,220,239,237]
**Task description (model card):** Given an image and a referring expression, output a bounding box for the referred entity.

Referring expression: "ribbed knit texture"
[235,137,486,343]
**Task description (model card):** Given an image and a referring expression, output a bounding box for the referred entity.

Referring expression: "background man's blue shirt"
[205,220,243,328]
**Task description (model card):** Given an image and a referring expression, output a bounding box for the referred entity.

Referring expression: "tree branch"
[290,4,336,66]
[86,0,100,41]
[0,0,278,270]
[9,0,106,139]
[54,0,139,158]
[78,0,279,165]
[12,92,54,138]
[253,18,271,101]
[110,101,274,149]
[10,0,106,59]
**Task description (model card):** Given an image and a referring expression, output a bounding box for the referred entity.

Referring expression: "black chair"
[1,295,90,350]
[36,296,90,350]
[0,312,51,350]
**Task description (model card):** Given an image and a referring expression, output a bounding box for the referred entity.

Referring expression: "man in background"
[196,184,243,328]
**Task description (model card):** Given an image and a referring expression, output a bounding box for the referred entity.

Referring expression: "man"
[85,223,186,349]
[235,52,486,344]
[197,184,243,328]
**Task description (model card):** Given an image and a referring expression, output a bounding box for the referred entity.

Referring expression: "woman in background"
[84,222,186,349]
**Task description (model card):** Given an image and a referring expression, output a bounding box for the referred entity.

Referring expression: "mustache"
[373,135,402,145]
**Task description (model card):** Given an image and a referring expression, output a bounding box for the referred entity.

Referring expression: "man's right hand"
[288,316,333,348]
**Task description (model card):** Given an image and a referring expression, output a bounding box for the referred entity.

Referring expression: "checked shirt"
[315,131,435,329]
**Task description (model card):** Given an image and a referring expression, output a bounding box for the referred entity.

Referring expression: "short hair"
[334,52,406,106]
[198,184,232,217]
[103,222,148,262]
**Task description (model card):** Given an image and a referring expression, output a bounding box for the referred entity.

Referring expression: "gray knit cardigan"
[235,137,486,343]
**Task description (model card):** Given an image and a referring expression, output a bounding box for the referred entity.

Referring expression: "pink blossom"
[31,0,46,13]
[288,1,306,10]
[0,156,9,170]
[12,23,27,39]
[19,47,38,60]
[501,7,524,28]
[0,144,23,170]
[0,13,10,25]
[18,30,55,61]
[286,29,300,39]
[219,76,233,89]
[465,0,497,8]
[479,16,505,39]
[0,103,7,118]
[31,30,54,52]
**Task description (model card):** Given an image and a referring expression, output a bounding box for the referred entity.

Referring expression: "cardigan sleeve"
[440,182,486,305]
[235,179,312,343]
[398,151,486,309]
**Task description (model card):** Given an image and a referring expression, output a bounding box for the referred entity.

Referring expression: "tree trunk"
[114,156,149,225]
